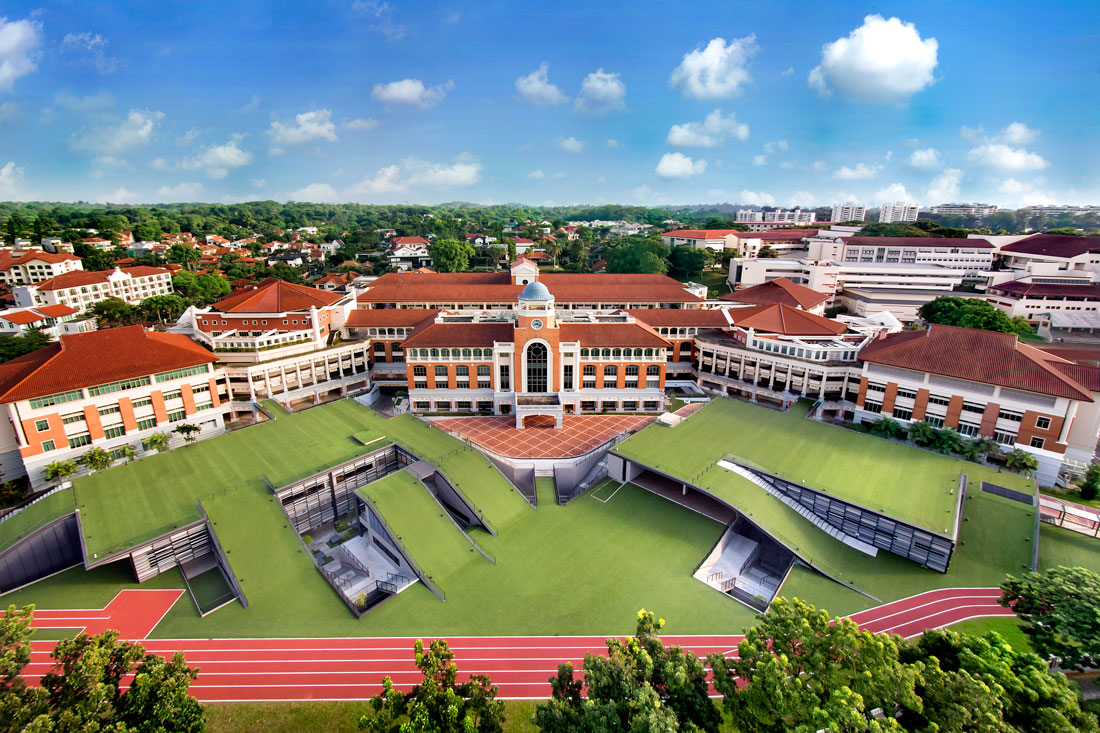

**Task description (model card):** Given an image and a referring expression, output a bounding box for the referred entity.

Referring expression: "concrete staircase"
[717,459,878,557]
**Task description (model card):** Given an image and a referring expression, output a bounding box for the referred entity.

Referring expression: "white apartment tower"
[879,202,919,223]
[831,203,866,222]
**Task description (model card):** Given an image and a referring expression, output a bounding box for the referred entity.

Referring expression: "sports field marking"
[591,480,626,503]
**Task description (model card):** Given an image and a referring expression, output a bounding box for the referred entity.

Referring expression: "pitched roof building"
[12,266,173,313]
[721,277,830,312]
[0,249,84,286]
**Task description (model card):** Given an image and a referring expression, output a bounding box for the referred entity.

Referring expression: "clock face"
[531,319,544,330]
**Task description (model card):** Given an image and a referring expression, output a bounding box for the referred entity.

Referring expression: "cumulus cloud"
[286,182,340,202]
[556,136,585,153]
[344,117,379,131]
[371,78,453,107]
[346,165,402,196]
[960,124,984,141]
[669,35,757,99]
[924,168,962,201]
[0,17,41,92]
[70,109,164,154]
[574,68,626,114]
[527,169,545,179]
[345,154,482,198]
[99,186,140,204]
[833,162,881,180]
[0,161,26,198]
[752,154,767,167]
[995,121,1039,145]
[655,152,706,179]
[515,62,568,106]
[966,143,1048,171]
[606,138,620,148]
[739,189,775,206]
[631,184,670,205]
[62,31,120,74]
[666,109,749,147]
[155,182,205,201]
[764,140,789,155]
[269,109,338,145]
[875,182,912,202]
[251,178,266,189]
[789,191,816,206]
[182,137,253,179]
[175,127,202,145]
[53,89,114,112]
[808,15,938,104]
[908,148,941,168]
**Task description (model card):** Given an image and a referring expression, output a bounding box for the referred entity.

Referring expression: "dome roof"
[518,280,553,302]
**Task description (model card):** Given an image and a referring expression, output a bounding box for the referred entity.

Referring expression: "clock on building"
[530,319,544,330]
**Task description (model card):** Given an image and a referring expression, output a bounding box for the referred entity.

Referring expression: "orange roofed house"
[0,326,223,485]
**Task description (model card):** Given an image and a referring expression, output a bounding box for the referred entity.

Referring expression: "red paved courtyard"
[432,415,655,458]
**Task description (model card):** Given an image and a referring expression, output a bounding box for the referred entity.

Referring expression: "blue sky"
[0,0,1097,208]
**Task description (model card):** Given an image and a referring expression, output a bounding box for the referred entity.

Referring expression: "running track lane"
[18,587,1015,701]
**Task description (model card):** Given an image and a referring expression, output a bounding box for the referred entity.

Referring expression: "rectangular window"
[1035,416,1052,430]
[435,365,448,378]
[499,365,510,391]
[892,407,913,421]
[414,401,430,410]
[192,384,210,395]
[998,410,1022,422]
[29,389,84,409]
[583,365,596,376]
[167,410,186,422]
[41,440,55,452]
[103,425,126,439]
[477,401,493,412]
[413,365,427,377]
[563,365,574,390]
[927,395,951,407]
[136,417,157,431]
[961,402,985,414]
[601,401,617,412]
[68,434,92,449]
[34,419,49,432]
[604,365,617,377]
[195,402,213,412]
[477,365,490,377]
[866,382,886,393]
[61,413,84,425]
[993,429,1017,445]
[581,401,596,412]
[895,388,917,400]
[436,401,451,411]
[622,401,638,411]
[957,422,980,437]
[88,376,152,397]
[644,401,659,411]
[1029,436,1045,449]
[625,365,639,377]
[98,405,121,416]
[863,401,883,414]
[154,364,210,383]
[456,401,472,411]
[131,396,152,408]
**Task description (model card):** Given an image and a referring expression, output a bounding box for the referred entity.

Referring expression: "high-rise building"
[735,209,765,223]
[928,203,998,216]
[737,208,815,224]
[831,203,866,222]
[879,202,919,223]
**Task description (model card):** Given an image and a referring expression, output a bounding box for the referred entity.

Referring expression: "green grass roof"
[0,489,76,554]
[357,470,486,590]
[616,398,1034,534]
[1038,523,1100,574]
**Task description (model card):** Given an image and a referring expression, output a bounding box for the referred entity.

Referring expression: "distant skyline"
[0,1,1096,208]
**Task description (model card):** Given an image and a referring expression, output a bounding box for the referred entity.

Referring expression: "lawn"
[1038,522,1100,574]
[615,397,1035,535]
[358,469,488,591]
[945,617,1031,652]
[0,489,76,553]
[677,269,731,296]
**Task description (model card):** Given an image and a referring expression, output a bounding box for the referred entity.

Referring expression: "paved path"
[1039,495,1100,538]
[21,586,1014,701]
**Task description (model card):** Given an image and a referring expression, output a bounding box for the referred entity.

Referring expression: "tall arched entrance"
[526,342,548,393]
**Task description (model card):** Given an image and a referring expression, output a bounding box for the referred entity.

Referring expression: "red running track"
[19,586,1014,701]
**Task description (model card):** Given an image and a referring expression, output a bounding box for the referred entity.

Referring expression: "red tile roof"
[844,236,993,249]
[752,228,821,241]
[0,249,81,270]
[0,310,48,325]
[859,324,1093,400]
[1000,234,1100,259]
[344,309,439,329]
[626,308,731,327]
[30,266,171,291]
[989,281,1100,298]
[392,236,429,247]
[721,277,830,309]
[726,303,846,336]
[402,322,514,348]
[211,278,343,313]
[662,229,744,239]
[559,322,670,348]
[0,325,216,402]
[0,304,81,325]
[36,304,79,317]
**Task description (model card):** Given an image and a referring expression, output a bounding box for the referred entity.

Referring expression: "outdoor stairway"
[716,459,879,557]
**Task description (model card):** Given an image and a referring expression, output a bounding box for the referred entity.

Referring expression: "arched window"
[526,342,548,393]
[387,328,395,336]
[612,348,622,357]
[644,348,653,357]
[634,348,643,358]
[581,348,589,357]
[462,348,472,357]
[602,348,611,357]
[472,348,482,358]
[430,348,439,357]
[441,348,450,358]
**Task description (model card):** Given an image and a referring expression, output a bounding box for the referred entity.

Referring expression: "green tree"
[604,237,670,274]
[168,242,200,271]
[144,432,171,453]
[173,271,231,303]
[0,330,50,364]
[1000,566,1100,670]
[115,444,138,463]
[957,439,982,462]
[43,459,78,483]
[534,609,719,732]
[867,416,906,440]
[80,446,113,472]
[929,426,963,454]
[140,294,188,324]
[359,638,504,733]
[918,296,1032,336]
[667,245,707,279]
[89,296,139,328]
[173,424,201,443]
[908,420,938,447]
[757,244,779,258]
[1005,448,1038,474]
[428,239,476,273]
[1080,463,1100,501]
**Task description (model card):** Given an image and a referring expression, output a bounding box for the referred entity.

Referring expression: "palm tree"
[930,428,963,455]
[908,421,938,448]
[1005,449,1039,475]
[867,417,905,440]
[43,459,78,483]
[80,447,113,473]
[973,436,1003,462]
[116,445,138,463]
[144,432,170,453]
[173,424,201,443]
[956,439,982,462]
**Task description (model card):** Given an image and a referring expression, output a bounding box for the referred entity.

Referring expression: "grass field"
[590,478,622,501]
[358,469,488,590]
[616,398,1035,535]
[1038,522,1100,574]
[0,489,76,553]
[945,617,1031,652]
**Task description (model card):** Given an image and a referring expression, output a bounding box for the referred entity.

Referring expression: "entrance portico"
[515,393,563,429]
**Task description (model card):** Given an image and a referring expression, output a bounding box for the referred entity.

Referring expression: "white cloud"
[908,148,941,169]
[739,189,775,206]
[182,137,253,179]
[91,155,131,172]
[752,155,767,167]
[155,182,205,201]
[61,31,119,74]
[351,0,408,42]
[527,169,545,180]
[515,62,568,106]
[666,109,749,147]
[551,171,566,179]
[269,109,338,146]
[556,136,586,153]
[70,109,164,155]
[655,152,706,179]
[606,138,620,148]
[924,168,962,201]
[763,140,789,154]
[345,154,482,198]
[960,124,984,141]
[150,157,169,171]
[833,162,881,180]
[251,178,266,189]
[240,94,261,113]
[808,15,938,104]
[53,89,114,112]
[371,78,453,107]
[100,186,139,204]
[875,182,911,202]
[995,122,1039,145]
[343,117,379,131]
[669,35,758,99]
[574,68,626,114]
[175,127,202,145]
[286,182,339,202]
[811,160,828,173]
[997,178,1059,207]
[0,161,25,198]
[789,191,816,206]
[631,184,670,204]
[781,66,794,76]
[346,165,402,196]
[0,17,41,92]
[0,101,17,122]
[966,143,1048,171]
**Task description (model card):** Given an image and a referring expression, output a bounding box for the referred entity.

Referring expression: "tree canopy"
[1000,566,1100,670]
[428,239,476,273]
[918,295,1033,336]
[604,236,670,274]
